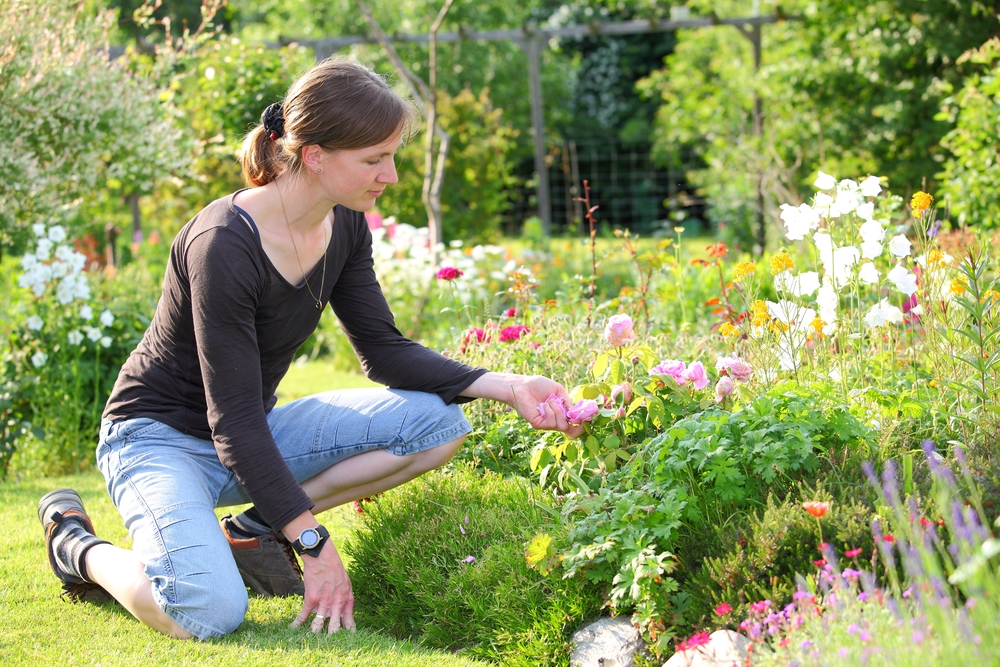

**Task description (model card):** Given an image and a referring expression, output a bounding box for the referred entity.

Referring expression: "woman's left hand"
[462,372,586,438]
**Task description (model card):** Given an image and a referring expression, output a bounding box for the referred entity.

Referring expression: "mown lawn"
[0,367,485,667]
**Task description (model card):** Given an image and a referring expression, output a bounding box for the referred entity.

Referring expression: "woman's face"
[314,131,402,212]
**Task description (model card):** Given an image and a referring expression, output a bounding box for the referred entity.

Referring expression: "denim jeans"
[95,388,470,639]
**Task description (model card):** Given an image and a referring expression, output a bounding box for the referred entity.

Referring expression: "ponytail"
[240,124,282,188]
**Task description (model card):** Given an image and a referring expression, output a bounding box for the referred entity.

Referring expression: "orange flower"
[769,252,794,276]
[911,191,934,216]
[707,242,729,258]
[803,501,830,518]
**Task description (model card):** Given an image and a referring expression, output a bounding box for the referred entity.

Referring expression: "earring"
[316,168,322,173]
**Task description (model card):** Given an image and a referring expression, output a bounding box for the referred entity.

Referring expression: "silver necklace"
[276,183,327,309]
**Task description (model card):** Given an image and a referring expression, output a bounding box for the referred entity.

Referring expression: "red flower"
[803,501,830,518]
[436,266,464,280]
[813,559,826,567]
[706,242,729,258]
[499,325,530,342]
[845,548,863,558]
[880,534,897,543]
[505,307,517,317]
[714,602,732,616]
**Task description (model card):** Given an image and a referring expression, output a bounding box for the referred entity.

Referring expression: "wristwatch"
[291,524,330,558]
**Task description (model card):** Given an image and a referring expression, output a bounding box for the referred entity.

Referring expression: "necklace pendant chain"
[277,183,328,310]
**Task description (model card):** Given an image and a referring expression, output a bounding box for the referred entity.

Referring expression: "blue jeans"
[95,388,471,639]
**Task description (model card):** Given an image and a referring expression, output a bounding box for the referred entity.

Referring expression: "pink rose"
[499,325,530,342]
[537,394,568,420]
[716,355,753,383]
[683,361,710,390]
[604,314,636,347]
[610,382,633,405]
[651,359,687,385]
[715,376,735,403]
[566,399,599,424]
[436,266,464,280]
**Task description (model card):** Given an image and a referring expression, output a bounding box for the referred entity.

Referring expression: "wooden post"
[523,35,551,235]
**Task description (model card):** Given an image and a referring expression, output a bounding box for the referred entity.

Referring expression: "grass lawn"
[0,365,486,667]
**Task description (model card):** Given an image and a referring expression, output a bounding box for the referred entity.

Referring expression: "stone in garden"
[570,616,644,667]
[662,630,750,667]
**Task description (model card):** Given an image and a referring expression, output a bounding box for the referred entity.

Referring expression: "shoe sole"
[38,488,114,603]
[38,488,93,532]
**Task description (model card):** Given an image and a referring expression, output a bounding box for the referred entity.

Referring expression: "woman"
[38,58,582,640]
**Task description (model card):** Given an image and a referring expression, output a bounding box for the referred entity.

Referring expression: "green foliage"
[0,0,187,247]
[379,87,520,242]
[938,37,1000,229]
[344,466,602,665]
[696,487,877,621]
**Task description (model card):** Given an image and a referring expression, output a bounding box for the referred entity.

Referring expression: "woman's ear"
[301,144,324,173]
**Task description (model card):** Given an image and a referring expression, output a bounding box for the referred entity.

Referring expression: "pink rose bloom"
[365,210,384,231]
[715,376,735,403]
[604,314,636,347]
[651,359,687,385]
[537,394,568,420]
[436,266,464,280]
[610,381,632,405]
[716,355,753,383]
[499,325,530,342]
[683,361,710,390]
[566,399,599,424]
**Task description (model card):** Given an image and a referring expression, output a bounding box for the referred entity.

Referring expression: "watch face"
[300,528,320,548]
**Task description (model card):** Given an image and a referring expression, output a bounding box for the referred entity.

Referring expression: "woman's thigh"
[97,418,248,639]
[217,388,470,506]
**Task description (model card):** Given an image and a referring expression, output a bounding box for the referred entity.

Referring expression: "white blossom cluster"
[768,171,928,371]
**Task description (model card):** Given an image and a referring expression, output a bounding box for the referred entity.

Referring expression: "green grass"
[0,472,488,666]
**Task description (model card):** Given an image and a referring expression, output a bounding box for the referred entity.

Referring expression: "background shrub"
[345,466,603,665]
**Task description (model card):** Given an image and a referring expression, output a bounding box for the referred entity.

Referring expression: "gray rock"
[570,616,645,667]
[662,630,750,667]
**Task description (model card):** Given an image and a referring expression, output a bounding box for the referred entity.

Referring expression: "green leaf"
[610,358,626,384]
[586,435,601,457]
[604,434,622,450]
[525,532,559,576]
[592,353,609,380]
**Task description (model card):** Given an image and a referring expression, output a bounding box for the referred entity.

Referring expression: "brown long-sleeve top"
[104,192,486,530]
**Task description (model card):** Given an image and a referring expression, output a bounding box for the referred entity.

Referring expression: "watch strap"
[292,524,330,557]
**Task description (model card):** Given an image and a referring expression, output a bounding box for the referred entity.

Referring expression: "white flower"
[817,279,839,326]
[99,309,115,327]
[26,315,44,331]
[888,235,912,258]
[100,336,112,348]
[813,192,834,216]
[860,176,882,197]
[861,240,883,260]
[858,219,886,243]
[47,225,67,243]
[780,203,821,241]
[775,270,820,298]
[864,298,904,328]
[35,238,53,261]
[838,178,860,192]
[814,171,836,190]
[858,262,881,285]
[832,188,862,217]
[32,223,47,238]
[887,266,918,296]
[31,352,48,368]
[80,305,93,320]
[855,202,875,221]
[68,330,84,345]
[85,326,102,341]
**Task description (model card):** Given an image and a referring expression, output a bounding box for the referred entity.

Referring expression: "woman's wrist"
[281,510,320,542]
[460,371,525,405]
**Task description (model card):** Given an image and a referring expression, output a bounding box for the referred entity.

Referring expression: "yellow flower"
[982,289,1000,305]
[911,191,934,216]
[769,252,794,276]
[927,250,945,267]
[809,317,826,339]
[929,379,938,388]
[770,320,789,334]
[751,300,770,327]
[719,322,739,337]
[733,261,757,282]
[950,277,967,295]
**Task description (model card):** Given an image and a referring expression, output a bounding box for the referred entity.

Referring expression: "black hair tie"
[261,103,285,140]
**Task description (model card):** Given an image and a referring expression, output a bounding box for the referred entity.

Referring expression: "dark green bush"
[345,466,602,665]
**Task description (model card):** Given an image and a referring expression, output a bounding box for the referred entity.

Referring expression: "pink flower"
[365,210,384,230]
[505,307,516,317]
[714,376,735,403]
[461,555,475,564]
[716,355,753,383]
[566,399,599,424]
[537,394,568,420]
[499,325,530,342]
[463,328,487,344]
[610,382,633,405]
[714,602,732,615]
[683,361,710,390]
[604,314,636,347]
[651,359,687,385]
[845,548,863,558]
[436,266,464,280]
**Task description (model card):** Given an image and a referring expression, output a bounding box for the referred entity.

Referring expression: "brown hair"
[241,57,419,187]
